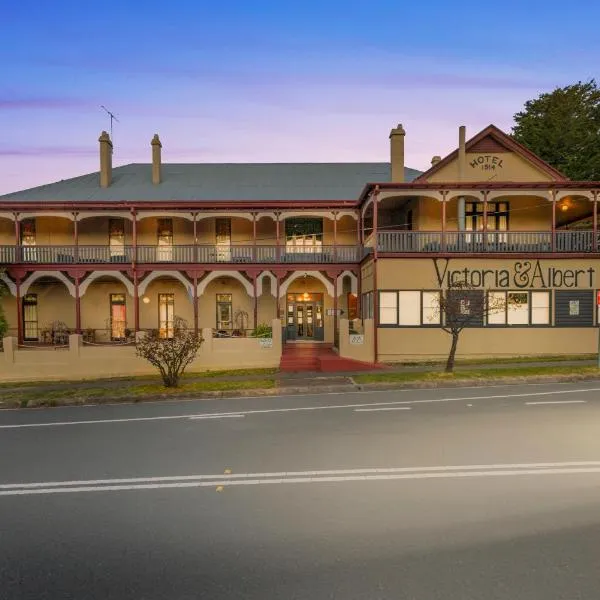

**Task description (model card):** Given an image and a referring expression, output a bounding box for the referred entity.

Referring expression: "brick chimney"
[389,123,406,182]
[151,133,162,185]
[98,131,113,188]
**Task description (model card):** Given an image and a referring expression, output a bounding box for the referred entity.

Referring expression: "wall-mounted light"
[303,291,310,300]
[560,204,569,212]
[142,296,150,304]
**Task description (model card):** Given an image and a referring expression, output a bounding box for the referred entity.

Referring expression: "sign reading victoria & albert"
[433,258,596,289]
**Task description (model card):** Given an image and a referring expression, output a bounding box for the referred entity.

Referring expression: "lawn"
[354,365,600,384]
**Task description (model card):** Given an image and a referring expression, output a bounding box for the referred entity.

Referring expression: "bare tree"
[435,282,508,373]
[136,317,203,387]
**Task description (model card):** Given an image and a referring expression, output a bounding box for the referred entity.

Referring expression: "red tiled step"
[280,343,380,373]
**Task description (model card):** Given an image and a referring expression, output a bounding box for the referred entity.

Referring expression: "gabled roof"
[414,124,568,182]
[0,163,422,204]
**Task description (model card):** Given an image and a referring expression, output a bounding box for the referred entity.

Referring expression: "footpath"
[1,358,599,409]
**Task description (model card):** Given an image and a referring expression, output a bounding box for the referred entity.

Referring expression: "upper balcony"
[376,230,599,254]
[0,244,365,265]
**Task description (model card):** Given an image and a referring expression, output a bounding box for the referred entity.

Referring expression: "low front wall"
[0,319,282,383]
[339,318,375,363]
[377,327,598,362]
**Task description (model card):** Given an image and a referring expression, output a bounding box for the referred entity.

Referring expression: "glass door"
[23,293,38,341]
[216,218,231,262]
[158,293,174,338]
[110,293,127,340]
[157,218,173,262]
[21,219,37,262]
[109,218,126,260]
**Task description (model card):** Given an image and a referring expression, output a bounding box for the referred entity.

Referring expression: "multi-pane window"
[22,294,38,341]
[465,202,509,231]
[378,291,441,326]
[216,218,232,262]
[109,218,125,258]
[20,219,37,262]
[216,293,233,330]
[158,293,175,339]
[285,218,323,252]
[157,218,174,262]
[110,293,127,340]
[487,291,550,326]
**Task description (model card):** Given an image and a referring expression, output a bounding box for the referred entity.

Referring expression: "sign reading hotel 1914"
[434,259,596,289]
[469,154,504,172]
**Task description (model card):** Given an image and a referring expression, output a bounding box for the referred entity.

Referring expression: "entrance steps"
[280,343,380,373]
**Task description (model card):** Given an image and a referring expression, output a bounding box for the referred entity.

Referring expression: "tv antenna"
[100,105,120,142]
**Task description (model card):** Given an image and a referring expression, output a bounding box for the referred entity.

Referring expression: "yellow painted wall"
[140,279,194,330]
[414,195,553,231]
[426,152,554,183]
[1,293,17,336]
[81,282,134,340]
[285,276,334,342]
[0,218,14,245]
[29,283,75,330]
[361,259,375,292]
[198,277,253,329]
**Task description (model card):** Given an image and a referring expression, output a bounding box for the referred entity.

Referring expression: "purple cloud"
[0,146,96,157]
[0,96,93,110]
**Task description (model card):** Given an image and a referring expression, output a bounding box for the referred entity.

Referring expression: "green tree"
[512,80,600,180]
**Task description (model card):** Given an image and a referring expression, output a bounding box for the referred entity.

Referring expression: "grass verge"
[385,354,597,367]
[4,378,276,408]
[355,365,600,384]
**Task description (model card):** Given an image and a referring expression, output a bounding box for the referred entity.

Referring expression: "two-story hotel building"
[1,123,599,362]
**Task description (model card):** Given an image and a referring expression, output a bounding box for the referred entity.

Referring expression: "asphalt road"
[2,381,600,599]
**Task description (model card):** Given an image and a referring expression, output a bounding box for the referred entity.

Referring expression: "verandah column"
[73,212,79,263]
[133,271,140,332]
[193,275,199,337]
[15,277,23,346]
[13,213,20,262]
[440,191,447,252]
[482,190,488,251]
[75,276,81,334]
[275,212,281,262]
[551,190,557,252]
[252,212,257,262]
[333,211,338,262]
[253,275,258,330]
[372,186,379,363]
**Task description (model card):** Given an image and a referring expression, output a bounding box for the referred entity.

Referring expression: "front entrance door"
[286,293,324,341]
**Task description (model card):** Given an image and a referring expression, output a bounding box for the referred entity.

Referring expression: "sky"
[1,0,599,194]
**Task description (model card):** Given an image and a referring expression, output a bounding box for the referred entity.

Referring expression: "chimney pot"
[151,133,162,185]
[389,123,406,182]
[431,155,442,166]
[98,131,113,188]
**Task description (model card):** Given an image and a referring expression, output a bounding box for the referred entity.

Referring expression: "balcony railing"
[0,244,363,265]
[377,231,599,254]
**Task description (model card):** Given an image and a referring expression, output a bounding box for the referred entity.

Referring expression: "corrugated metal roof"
[0,163,422,203]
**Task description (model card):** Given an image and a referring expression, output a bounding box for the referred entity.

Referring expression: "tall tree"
[512,80,600,180]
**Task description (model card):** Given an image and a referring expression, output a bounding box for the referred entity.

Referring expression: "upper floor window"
[157,218,173,262]
[109,218,125,257]
[465,202,509,232]
[20,219,36,245]
[285,218,323,251]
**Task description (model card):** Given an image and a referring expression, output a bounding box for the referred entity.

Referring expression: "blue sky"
[1,0,598,193]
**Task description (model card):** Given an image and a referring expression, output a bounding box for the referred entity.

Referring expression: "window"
[422,291,441,325]
[486,291,550,326]
[22,294,38,341]
[465,202,509,232]
[285,218,323,253]
[445,290,485,327]
[110,294,127,340]
[215,218,231,262]
[157,218,173,262]
[109,218,125,258]
[378,292,398,325]
[158,293,175,339]
[398,291,420,325]
[20,219,37,262]
[555,290,593,327]
[216,293,233,330]
[378,291,441,326]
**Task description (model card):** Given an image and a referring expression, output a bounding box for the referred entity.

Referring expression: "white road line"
[526,400,587,405]
[354,407,412,412]
[188,414,245,420]
[3,461,600,490]
[1,387,599,429]
[3,465,600,496]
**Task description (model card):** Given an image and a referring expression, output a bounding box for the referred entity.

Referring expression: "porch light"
[560,203,569,212]
[303,292,310,300]
[142,296,150,304]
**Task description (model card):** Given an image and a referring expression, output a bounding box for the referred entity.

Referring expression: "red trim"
[376,252,600,259]
[75,277,81,334]
[193,275,199,336]
[413,124,568,182]
[16,278,23,345]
